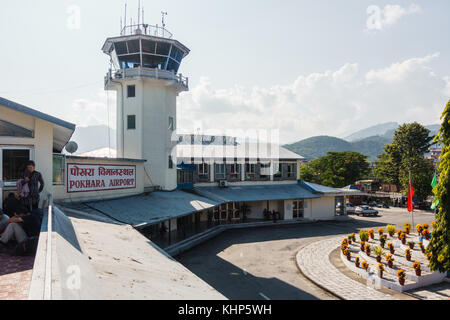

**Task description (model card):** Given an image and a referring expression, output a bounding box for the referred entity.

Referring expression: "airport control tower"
[102,11,190,191]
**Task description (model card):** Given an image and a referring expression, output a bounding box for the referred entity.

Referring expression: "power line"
[0,81,102,97]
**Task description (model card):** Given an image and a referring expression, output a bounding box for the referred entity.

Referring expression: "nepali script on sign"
[67,164,136,193]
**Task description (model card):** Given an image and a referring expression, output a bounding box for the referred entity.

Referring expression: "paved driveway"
[177,208,436,300]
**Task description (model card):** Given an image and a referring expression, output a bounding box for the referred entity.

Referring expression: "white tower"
[102,16,190,191]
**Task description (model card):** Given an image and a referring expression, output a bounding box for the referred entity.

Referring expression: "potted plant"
[399,232,407,245]
[368,229,375,240]
[405,248,412,261]
[374,246,383,263]
[361,261,369,272]
[386,225,396,237]
[379,235,386,248]
[416,224,423,234]
[344,248,351,261]
[350,233,356,242]
[355,256,360,268]
[360,241,366,252]
[422,230,430,241]
[359,230,369,243]
[404,223,411,235]
[408,241,415,250]
[365,244,371,256]
[396,229,403,239]
[413,261,421,276]
[386,254,394,268]
[378,228,384,237]
[418,242,425,253]
[347,235,353,245]
[397,270,406,286]
[422,223,429,231]
[387,242,395,255]
[378,264,385,278]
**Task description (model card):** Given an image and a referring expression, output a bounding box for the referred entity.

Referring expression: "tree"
[374,122,434,200]
[427,101,450,273]
[299,151,370,188]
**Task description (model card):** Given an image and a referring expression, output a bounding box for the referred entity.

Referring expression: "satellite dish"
[65,141,79,154]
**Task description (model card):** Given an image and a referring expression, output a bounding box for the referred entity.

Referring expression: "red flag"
[407,176,415,213]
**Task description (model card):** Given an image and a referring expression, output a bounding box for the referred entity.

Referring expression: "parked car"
[355,205,379,217]
[346,203,356,215]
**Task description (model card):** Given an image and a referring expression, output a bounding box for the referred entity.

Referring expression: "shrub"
[374,246,383,257]
[359,230,369,242]
[378,228,384,235]
[361,261,369,270]
[386,254,394,262]
[343,248,351,256]
[413,261,421,271]
[387,243,394,250]
[378,264,385,271]
[416,224,423,233]
[386,225,396,234]
[397,270,406,280]
[422,223,429,230]
[405,248,411,256]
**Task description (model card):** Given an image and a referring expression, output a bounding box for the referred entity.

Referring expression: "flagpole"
[410,170,414,230]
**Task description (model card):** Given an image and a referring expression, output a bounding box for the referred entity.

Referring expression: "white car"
[346,203,356,215]
[355,205,379,217]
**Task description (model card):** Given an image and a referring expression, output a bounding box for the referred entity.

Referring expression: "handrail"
[43,193,53,300]
[105,67,189,88]
[120,23,173,39]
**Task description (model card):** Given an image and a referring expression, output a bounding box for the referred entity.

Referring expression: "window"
[198,163,209,175]
[168,117,175,131]
[229,163,240,179]
[215,164,225,179]
[274,163,282,178]
[53,154,65,185]
[245,163,256,174]
[127,85,136,98]
[2,149,30,182]
[287,164,295,178]
[0,119,34,138]
[293,200,304,219]
[127,115,136,130]
[168,155,174,169]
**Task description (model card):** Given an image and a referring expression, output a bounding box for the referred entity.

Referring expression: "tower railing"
[120,23,173,39]
[105,67,188,89]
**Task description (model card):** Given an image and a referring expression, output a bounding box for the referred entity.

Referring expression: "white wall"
[109,77,180,191]
[0,106,54,206]
[311,196,336,220]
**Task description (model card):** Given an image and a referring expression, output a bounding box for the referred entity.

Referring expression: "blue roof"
[75,191,221,228]
[0,96,75,131]
[300,181,344,194]
[342,185,361,191]
[194,183,320,203]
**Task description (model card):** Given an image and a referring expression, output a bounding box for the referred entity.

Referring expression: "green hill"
[284,135,390,161]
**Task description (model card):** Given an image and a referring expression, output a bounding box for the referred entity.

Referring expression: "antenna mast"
[161,11,168,37]
[123,3,127,34]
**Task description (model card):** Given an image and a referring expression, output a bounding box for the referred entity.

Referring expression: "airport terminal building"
[0,22,354,252]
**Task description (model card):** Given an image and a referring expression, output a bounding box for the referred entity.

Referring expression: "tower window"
[127,85,136,98]
[127,115,136,130]
[168,117,175,131]
[168,155,174,169]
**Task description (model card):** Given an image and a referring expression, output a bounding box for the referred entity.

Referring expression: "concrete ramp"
[29,206,103,300]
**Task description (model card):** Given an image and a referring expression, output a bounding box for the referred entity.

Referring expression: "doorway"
[0,146,33,208]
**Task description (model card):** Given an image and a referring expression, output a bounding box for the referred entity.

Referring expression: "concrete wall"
[284,197,335,221]
[110,78,179,191]
[53,157,145,203]
[0,105,53,205]
[311,196,336,220]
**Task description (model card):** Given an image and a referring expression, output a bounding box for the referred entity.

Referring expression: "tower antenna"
[138,0,141,26]
[124,3,127,34]
[161,11,168,28]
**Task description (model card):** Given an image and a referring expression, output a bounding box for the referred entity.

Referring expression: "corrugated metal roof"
[177,142,304,161]
[194,183,320,203]
[300,181,343,194]
[76,191,221,228]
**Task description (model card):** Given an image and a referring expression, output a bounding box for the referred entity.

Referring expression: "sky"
[0,0,449,145]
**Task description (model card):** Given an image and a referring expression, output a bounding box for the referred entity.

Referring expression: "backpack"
[13,236,39,256]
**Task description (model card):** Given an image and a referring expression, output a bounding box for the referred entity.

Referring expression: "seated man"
[2,192,21,217]
[0,209,9,234]
[0,206,41,253]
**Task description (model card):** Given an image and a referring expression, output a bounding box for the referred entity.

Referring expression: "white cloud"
[178,53,449,144]
[66,89,116,128]
[367,4,421,31]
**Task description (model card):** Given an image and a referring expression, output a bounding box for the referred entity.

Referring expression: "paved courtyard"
[177,207,448,300]
[0,253,35,300]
